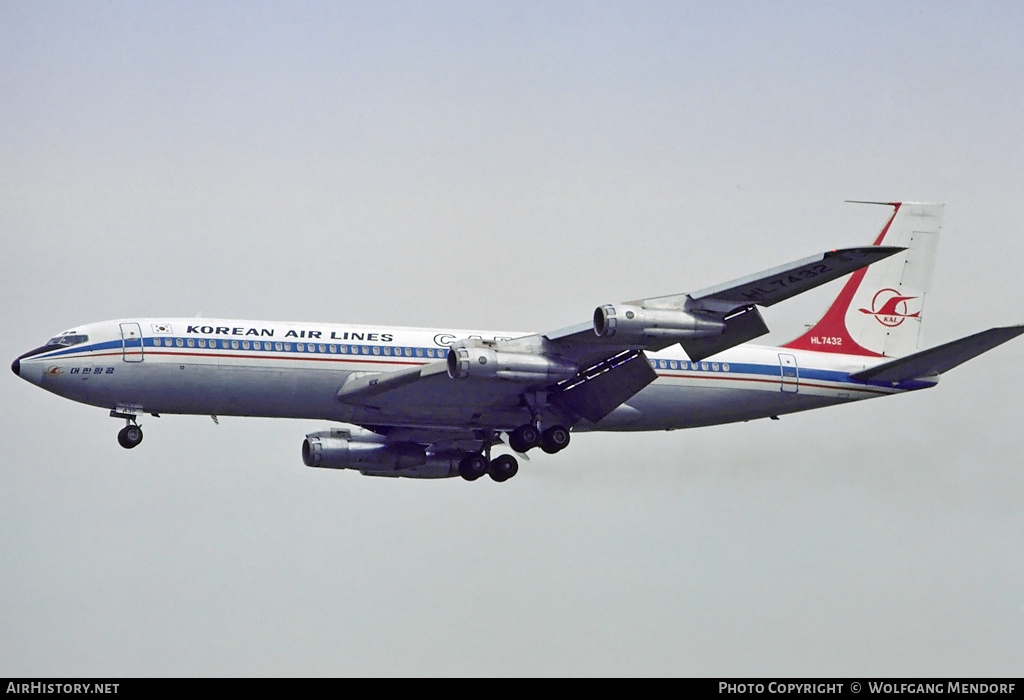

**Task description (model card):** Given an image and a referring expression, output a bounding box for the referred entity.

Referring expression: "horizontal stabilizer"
[851,325,1024,383]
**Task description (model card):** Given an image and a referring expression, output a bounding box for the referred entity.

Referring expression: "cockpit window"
[46,333,89,347]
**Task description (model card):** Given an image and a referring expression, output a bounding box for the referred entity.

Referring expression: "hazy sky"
[3,1,1023,676]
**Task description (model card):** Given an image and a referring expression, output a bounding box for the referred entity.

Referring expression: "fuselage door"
[778,353,798,393]
[120,322,144,362]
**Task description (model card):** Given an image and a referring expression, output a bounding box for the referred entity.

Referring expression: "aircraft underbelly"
[65,362,349,420]
[593,382,841,431]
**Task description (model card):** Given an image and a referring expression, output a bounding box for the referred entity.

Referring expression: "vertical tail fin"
[783,202,943,358]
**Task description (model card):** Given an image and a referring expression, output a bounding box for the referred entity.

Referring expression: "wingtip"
[845,200,901,207]
[874,245,907,256]
[825,245,906,259]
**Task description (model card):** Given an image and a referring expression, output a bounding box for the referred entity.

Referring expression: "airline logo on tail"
[858,289,920,328]
[783,201,943,357]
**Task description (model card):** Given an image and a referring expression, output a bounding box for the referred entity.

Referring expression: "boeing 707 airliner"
[13,202,1023,482]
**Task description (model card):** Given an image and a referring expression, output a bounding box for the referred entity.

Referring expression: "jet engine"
[593,304,725,343]
[446,345,577,382]
[302,429,460,478]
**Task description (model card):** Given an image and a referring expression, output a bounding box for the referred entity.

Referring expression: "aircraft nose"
[11,356,19,376]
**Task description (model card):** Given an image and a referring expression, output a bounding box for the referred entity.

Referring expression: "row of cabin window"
[152,337,446,358]
[650,359,730,372]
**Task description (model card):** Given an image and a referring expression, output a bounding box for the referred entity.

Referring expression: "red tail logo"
[859,289,920,327]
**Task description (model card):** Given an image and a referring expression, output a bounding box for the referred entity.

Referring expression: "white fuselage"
[15,317,934,433]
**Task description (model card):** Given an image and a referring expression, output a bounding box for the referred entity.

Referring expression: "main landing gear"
[458,422,571,483]
[508,423,570,454]
[458,453,518,483]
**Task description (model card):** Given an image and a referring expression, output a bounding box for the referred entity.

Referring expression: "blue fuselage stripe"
[28,337,926,393]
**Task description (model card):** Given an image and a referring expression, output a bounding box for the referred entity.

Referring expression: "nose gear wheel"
[117,424,144,449]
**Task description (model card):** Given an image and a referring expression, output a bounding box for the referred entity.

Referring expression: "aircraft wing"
[336,359,534,426]
[543,246,904,363]
[336,245,904,427]
[641,246,905,313]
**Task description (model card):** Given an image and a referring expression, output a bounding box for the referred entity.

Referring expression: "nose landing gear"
[110,407,145,449]
[117,423,143,449]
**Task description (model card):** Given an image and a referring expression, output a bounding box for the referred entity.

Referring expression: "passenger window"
[242,341,250,350]
[176,338,184,347]
[231,340,239,350]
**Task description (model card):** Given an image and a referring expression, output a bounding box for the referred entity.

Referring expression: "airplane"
[12,202,1023,482]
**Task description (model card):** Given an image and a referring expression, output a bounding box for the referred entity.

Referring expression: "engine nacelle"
[593,304,725,343]
[446,345,577,382]
[303,430,425,471]
[302,430,464,478]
